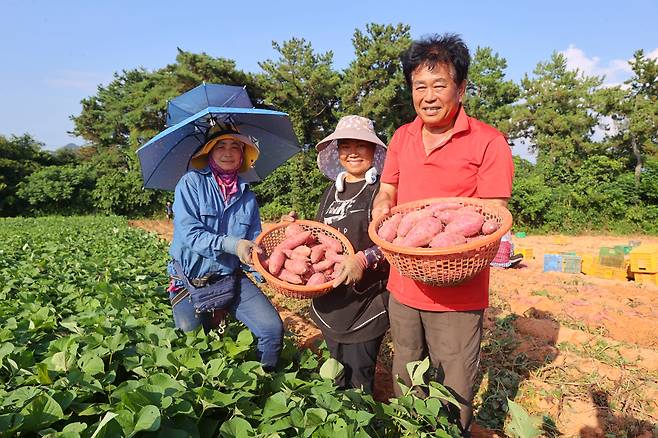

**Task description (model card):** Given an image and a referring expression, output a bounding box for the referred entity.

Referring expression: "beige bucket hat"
[315,115,387,181]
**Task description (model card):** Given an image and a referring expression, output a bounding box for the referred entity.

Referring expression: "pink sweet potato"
[281,248,309,261]
[278,231,313,250]
[426,202,462,215]
[284,259,310,275]
[310,244,327,263]
[312,259,335,272]
[378,213,403,242]
[292,245,312,258]
[268,248,286,276]
[457,206,481,215]
[481,220,500,235]
[436,209,458,225]
[397,209,433,237]
[392,236,406,246]
[444,212,485,237]
[402,217,444,248]
[278,269,303,284]
[285,223,306,238]
[429,232,467,248]
[325,249,345,263]
[317,234,343,253]
[306,272,328,286]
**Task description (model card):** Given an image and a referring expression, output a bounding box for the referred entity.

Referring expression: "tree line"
[1,23,656,233]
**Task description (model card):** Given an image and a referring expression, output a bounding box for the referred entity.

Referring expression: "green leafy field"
[0,216,463,437]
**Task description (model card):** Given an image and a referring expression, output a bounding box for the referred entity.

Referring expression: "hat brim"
[315,129,386,153]
[190,133,259,173]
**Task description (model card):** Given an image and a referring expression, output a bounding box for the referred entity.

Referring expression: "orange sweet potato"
[278,269,303,284]
[268,248,286,276]
[306,272,327,286]
[402,216,444,248]
[444,212,485,237]
[378,213,403,242]
[284,259,310,275]
[481,220,500,235]
[428,232,467,248]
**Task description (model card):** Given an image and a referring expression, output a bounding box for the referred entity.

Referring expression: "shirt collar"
[409,105,470,137]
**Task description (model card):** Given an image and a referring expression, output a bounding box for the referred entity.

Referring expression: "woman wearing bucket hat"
[286,115,390,393]
[167,127,283,371]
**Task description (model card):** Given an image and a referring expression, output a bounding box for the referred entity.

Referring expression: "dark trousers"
[389,294,483,436]
[324,334,385,394]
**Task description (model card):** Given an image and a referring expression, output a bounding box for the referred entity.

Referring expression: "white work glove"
[236,239,262,266]
[332,253,367,288]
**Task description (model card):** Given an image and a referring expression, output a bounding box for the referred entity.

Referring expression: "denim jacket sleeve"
[172,172,240,259]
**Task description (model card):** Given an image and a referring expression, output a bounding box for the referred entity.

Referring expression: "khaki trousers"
[389,294,483,435]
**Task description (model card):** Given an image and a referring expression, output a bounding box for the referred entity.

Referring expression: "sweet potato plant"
[0,216,460,437]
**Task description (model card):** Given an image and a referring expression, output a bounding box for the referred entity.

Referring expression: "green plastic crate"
[599,247,625,268]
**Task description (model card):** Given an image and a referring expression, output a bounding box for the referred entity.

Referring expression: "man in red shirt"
[373,33,514,435]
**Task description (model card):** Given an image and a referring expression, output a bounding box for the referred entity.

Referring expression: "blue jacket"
[168,167,261,280]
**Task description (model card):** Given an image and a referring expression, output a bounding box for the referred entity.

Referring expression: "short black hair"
[401,33,470,87]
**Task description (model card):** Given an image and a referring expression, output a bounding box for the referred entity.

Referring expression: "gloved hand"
[332,253,367,288]
[236,239,262,266]
[280,210,298,223]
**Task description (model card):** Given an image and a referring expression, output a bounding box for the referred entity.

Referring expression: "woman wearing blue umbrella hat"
[167,126,283,371]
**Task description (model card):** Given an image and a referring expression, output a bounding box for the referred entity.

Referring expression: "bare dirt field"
[131,220,658,437]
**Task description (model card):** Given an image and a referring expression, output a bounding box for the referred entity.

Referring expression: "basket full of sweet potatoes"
[368,197,513,286]
[252,220,355,299]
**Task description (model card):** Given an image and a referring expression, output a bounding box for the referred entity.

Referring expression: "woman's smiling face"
[210,138,243,171]
[337,139,375,179]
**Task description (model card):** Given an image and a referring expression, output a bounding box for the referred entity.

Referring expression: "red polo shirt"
[381,106,514,311]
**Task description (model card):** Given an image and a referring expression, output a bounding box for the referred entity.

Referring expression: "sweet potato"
[428,232,467,248]
[306,272,327,286]
[268,248,286,276]
[317,233,343,253]
[285,223,306,238]
[481,220,500,235]
[278,231,313,250]
[292,245,312,258]
[397,209,432,237]
[392,236,406,246]
[402,217,444,247]
[310,244,327,263]
[426,202,462,215]
[444,212,485,237]
[312,259,335,272]
[278,269,303,284]
[457,206,480,215]
[325,249,345,263]
[284,258,310,275]
[436,209,458,225]
[378,213,403,242]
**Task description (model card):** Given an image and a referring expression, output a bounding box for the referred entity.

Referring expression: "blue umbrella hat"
[137,84,301,191]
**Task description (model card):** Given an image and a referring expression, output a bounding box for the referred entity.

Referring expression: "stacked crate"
[593,247,629,281]
[629,244,658,285]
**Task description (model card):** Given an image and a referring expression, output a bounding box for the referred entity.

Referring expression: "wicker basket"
[252,220,355,299]
[368,197,513,286]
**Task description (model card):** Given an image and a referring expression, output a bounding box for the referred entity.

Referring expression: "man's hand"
[332,253,367,288]
[236,239,262,265]
[280,210,297,222]
[372,182,397,221]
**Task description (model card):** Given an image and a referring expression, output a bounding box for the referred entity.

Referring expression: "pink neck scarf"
[208,156,243,202]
